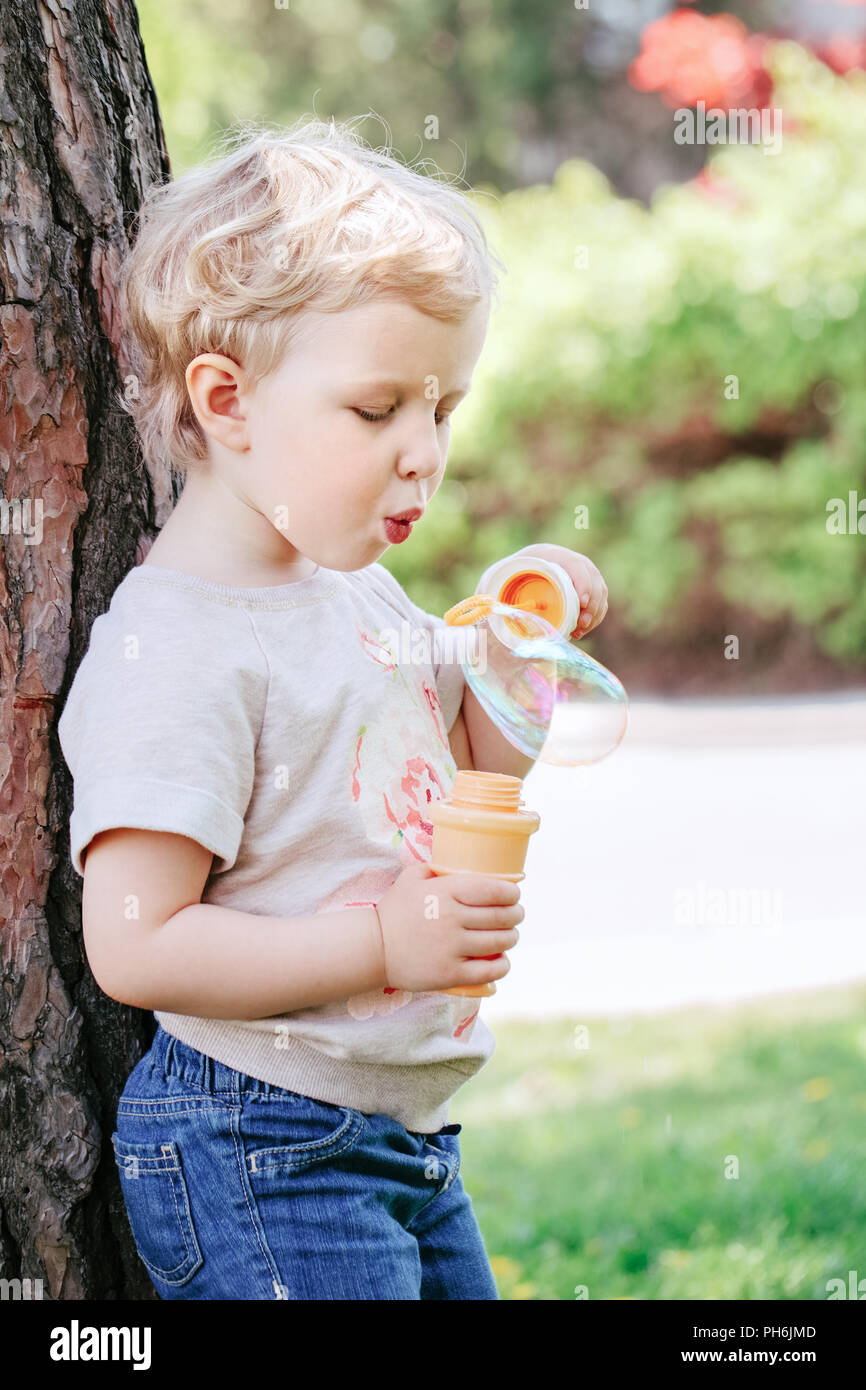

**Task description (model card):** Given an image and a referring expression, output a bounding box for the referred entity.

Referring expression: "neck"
[149,465,317,584]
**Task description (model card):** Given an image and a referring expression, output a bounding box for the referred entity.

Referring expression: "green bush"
[392,44,866,683]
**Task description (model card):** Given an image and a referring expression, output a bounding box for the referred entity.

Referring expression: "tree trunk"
[0,0,174,1299]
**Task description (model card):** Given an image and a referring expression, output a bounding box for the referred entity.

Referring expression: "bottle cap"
[476,554,579,640]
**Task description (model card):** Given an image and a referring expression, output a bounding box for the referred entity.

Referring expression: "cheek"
[305,455,378,516]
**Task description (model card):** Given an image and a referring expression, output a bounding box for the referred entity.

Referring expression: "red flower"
[628,10,773,110]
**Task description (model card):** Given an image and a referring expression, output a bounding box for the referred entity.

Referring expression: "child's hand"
[514,542,608,640]
[375,862,524,993]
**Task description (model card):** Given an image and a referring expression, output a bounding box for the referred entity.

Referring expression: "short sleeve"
[364,563,466,733]
[57,584,269,878]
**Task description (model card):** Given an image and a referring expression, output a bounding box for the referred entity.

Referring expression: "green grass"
[451,983,866,1300]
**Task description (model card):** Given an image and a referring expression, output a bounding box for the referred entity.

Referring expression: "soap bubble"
[455,598,628,766]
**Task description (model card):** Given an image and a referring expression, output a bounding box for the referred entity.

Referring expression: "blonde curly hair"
[118,113,504,477]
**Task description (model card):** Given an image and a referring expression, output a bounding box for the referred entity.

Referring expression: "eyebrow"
[346,377,470,399]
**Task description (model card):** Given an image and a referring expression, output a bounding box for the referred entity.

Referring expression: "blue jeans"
[111,1024,499,1300]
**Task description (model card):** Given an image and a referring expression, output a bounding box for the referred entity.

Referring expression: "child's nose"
[396,435,443,481]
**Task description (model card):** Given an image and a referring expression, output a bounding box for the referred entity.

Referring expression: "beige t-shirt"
[57,559,495,1133]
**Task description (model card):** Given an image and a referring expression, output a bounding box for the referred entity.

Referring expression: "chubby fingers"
[569,558,608,639]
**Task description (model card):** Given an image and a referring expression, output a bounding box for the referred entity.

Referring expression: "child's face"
[219,294,488,573]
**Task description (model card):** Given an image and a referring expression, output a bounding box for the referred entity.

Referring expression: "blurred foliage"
[137,0,582,185]
[136,0,711,198]
[390,43,866,691]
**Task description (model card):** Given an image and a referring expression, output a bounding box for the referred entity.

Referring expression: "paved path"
[482,695,866,1022]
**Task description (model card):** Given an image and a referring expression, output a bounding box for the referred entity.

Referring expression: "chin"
[325,542,386,573]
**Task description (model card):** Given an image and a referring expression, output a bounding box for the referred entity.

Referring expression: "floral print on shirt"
[339,615,478,1042]
[351,618,455,863]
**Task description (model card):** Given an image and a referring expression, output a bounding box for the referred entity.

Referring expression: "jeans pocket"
[242,1094,366,1177]
[112,1134,204,1287]
[424,1131,462,1191]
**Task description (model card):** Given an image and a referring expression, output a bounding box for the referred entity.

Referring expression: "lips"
[383,513,420,544]
[386,508,424,523]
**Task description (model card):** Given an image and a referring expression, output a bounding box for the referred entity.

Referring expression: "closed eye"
[354,407,452,425]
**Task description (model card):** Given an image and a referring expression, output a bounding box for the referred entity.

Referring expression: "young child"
[58,116,608,1301]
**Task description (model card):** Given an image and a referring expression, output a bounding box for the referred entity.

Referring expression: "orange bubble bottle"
[428,770,540,998]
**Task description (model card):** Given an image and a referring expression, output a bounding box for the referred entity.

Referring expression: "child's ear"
[185,353,252,453]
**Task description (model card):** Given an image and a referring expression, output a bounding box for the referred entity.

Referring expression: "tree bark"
[0,0,175,1299]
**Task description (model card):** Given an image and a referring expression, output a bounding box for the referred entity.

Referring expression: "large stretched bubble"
[443,595,629,767]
